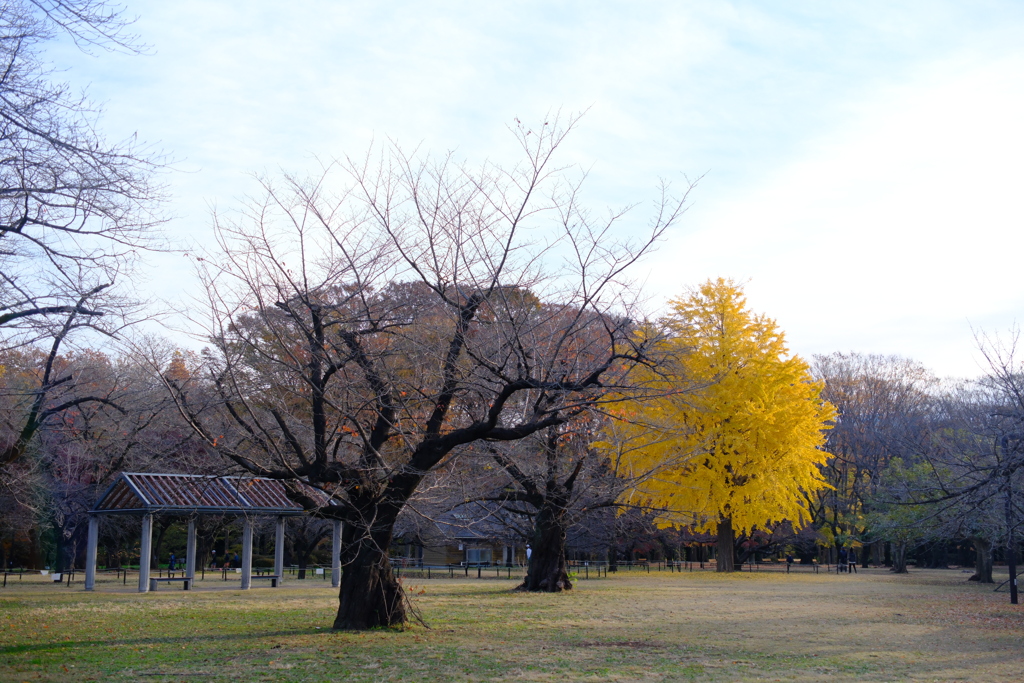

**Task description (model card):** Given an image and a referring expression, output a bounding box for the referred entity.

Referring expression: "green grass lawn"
[1,567,1022,682]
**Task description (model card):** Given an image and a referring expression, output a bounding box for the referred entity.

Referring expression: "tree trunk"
[891,541,908,574]
[927,543,948,569]
[28,525,42,570]
[519,500,571,592]
[53,517,66,574]
[1005,472,1018,605]
[333,525,405,630]
[716,517,736,572]
[152,519,172,570]
[968,538,993,583]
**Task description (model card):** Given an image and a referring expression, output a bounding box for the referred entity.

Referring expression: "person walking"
[837,546,848,573]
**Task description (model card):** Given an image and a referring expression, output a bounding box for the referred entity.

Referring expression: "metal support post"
[241,517,253,590]
[85,515,98,591]
[138,514,153,593]
[274,516,285,585]
[185,518,197,582]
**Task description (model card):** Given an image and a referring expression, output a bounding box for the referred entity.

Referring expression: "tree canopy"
[614,278,835,570]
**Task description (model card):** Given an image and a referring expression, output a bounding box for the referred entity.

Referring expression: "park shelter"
[85,473,342,593]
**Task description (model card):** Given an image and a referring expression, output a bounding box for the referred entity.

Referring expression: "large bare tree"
[161,116,691,629]
[0,0,165,476]
[0,0,164,338]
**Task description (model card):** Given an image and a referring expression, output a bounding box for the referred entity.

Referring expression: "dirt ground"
[0,566,1022,681]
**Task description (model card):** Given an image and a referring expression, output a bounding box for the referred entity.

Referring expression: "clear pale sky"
[55,1,1024,378]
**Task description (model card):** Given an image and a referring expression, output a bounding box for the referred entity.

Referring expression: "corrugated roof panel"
[93,473,309,515]
[96,479,145,511]
[241,478,294,508]
[135,474,169,505]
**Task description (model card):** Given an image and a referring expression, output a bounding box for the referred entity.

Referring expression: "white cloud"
[647,51,1024,377]
[47,1,1024,375]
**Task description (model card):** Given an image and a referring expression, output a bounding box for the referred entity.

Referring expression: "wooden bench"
[250,575,280,587]
[149,576,192,591]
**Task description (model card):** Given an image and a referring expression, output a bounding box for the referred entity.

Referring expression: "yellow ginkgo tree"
[615,278,835,571]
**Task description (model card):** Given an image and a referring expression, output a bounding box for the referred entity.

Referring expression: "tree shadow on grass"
[0,628,324,655]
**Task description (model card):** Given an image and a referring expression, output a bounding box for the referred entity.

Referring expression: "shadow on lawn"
[0,628,324,655]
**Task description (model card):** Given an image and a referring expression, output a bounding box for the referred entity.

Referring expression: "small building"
[393,506,526,567]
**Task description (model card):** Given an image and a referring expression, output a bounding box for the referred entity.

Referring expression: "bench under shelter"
[85,472,342,593]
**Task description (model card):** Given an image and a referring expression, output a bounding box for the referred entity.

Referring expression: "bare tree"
[161,115,691,629]
[922,333,1024,600]
[0,284,145,468]
[466,404,696,592]
[0,344,194,572]
[865,333,1024,596]
[286,516,334,579]
[0,0,164,335]
[811,353,936,565]
[0,0,165,477]
[466,419,615,592]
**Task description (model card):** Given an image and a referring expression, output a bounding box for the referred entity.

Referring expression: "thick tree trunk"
[520,500,571,592]
[968,538,993,583]
[716,517,736,572]
[333,523,405,630]
[891,541,908,574]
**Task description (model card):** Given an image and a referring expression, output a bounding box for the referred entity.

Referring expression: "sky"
[53,0,1024,379]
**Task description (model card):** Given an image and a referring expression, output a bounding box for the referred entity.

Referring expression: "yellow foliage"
[614,278,835,534]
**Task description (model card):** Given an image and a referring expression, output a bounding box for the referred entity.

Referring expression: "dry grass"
[1,567,1022,681]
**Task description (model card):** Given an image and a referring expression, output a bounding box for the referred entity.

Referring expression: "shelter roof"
[91,473,328,516]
